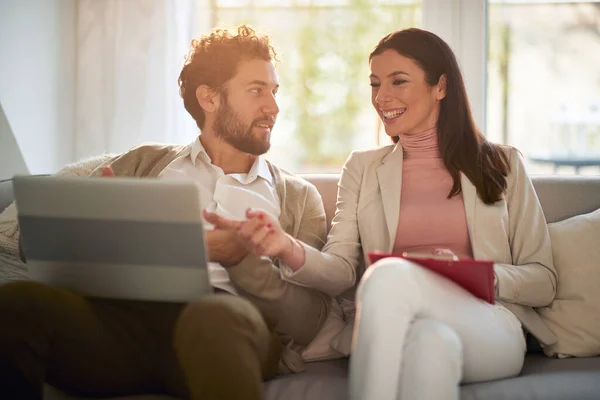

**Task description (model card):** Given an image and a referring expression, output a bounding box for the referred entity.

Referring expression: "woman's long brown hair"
[370,28,510,205]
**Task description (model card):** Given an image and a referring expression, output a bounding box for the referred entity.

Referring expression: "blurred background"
[1,0,599,176]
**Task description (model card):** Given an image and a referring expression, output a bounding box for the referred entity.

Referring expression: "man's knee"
[174,294,269,345]
[0,282,69,349]
[0,281,67,315]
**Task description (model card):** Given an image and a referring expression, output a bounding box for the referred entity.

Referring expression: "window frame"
[422,0,488,130]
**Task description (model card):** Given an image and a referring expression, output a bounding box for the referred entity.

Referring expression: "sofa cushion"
[300,174,338,229]
[265,358,348,400]
[44,386,177,400]
[461,354,600,400]
[45,355,600,400]
[539,208,600,358]
[460,371,600,400]
[531,177,600,223]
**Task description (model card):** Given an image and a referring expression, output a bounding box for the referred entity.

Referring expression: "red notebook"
[368,251,495,304]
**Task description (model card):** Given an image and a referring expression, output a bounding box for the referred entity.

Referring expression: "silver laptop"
[12,175,212,302]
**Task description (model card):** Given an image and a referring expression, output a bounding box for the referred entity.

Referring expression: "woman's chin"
[384,129,401,138]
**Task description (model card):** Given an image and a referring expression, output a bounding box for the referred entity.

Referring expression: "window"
[183,0,600,176]
[487,0,600,175]
[195,0,421,172]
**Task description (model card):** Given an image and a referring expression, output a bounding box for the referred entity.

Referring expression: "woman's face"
[370,49,446,137]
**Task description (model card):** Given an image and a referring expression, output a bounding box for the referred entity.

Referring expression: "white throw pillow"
[539,208,600,358]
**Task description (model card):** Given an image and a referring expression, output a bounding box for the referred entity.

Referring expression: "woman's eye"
[393,80,407,86]
[370,83,380,88]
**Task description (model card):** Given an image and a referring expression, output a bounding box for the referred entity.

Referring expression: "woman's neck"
[398,128,440,159]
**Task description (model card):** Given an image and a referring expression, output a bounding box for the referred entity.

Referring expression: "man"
[0,25,330,400]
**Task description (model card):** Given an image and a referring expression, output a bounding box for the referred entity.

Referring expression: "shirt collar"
[190,136,210,166]
[190,136,273,185]
[247,156,273,185]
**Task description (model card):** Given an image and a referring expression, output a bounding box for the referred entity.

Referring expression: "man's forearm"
[227,254,329,346]
[205,230,220,263]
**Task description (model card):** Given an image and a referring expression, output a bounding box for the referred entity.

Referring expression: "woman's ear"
[436,74,447,101]
[195,85,219,113]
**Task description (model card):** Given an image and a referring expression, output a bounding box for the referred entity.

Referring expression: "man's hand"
[203,208,291,259]
[206,229,249,267]
[101,166,115,177]
[203,208,306,271]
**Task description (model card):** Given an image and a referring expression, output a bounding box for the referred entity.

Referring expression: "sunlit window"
[194,0,421,172]
[487,0,600,175]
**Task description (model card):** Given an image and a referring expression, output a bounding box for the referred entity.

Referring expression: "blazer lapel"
[376,143,404,252]
[460,173,479,258]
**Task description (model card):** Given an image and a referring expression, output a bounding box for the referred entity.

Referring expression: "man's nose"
[263,93,279,115]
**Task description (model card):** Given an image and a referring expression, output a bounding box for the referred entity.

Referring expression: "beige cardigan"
[282,143,558,353]
[3,143,330,373]
[92,143,331,371]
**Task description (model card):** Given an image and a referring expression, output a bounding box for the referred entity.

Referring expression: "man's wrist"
[206,230,227,263]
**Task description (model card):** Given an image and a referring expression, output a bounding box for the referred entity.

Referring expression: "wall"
[0,0,76,174]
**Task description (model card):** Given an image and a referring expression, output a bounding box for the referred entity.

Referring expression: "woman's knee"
[358,258,422,300]
[406,319,463,378]
[408,319,462,357]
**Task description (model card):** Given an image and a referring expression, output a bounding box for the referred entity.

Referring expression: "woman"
[205,28,557,399]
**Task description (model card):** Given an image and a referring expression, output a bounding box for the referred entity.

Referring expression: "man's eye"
[251,88,262,94]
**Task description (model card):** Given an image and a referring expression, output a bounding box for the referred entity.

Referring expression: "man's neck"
[199,133,256,175]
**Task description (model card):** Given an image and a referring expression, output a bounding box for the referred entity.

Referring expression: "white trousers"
[349,258,526,400]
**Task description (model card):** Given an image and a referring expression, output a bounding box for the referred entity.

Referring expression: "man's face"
[213,59,280,155]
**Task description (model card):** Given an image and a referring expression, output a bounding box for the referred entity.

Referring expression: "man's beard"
[212,94,273,156]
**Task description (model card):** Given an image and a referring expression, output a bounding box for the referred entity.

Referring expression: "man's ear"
[195,85,219,113]
[436,74,447,101]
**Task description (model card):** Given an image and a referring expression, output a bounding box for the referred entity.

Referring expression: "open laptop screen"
[13,175,211,302]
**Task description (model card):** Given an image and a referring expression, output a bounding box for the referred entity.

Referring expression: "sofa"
[1,174,599,400]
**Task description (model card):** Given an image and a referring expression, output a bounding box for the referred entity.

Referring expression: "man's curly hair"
[178,25,278,130]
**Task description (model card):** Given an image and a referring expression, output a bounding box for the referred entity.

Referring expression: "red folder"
[368,252,495,304]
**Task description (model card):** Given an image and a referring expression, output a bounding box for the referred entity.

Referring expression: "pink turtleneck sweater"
[392,128,473,260]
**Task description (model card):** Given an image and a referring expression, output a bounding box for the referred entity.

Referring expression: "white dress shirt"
[159,137,280,293]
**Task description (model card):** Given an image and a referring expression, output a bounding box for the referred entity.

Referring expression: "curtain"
[75,0,199,160]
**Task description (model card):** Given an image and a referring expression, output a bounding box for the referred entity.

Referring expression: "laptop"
[12,175,212,302]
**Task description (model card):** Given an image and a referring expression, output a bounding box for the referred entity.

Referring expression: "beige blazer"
[282,142,558,354]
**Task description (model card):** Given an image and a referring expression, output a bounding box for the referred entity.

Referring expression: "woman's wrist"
[279,234,306,271]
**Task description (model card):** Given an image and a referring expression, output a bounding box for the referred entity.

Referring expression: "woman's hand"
[432,248,458,258]
[203,208,294,260]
